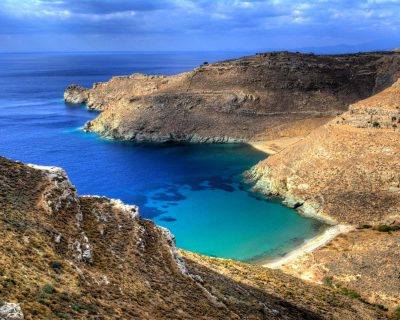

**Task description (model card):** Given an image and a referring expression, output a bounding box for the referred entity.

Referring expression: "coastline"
[262,224,354,269]
[75,96,353,273]
[246,140,355,271]
[248,137,303,155]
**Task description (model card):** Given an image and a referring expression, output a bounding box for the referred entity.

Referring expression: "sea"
[0,52,325,262]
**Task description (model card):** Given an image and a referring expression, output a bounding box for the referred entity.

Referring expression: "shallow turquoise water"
[153,186,322,261]
[0,52,325,262]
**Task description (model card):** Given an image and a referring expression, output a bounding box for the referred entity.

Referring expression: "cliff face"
[0,157,388,319]
[248,80,400,312]
[64,51,400,143]
[250,79,400,226]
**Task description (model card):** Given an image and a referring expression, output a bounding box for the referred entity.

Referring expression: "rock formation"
[61,51,400,317]
[250,79,400,226]
[249,79,400,313]
[0,157,389,319]
[64,51,400,143]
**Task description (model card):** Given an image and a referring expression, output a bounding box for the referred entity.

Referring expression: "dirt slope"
[0,156,389,319]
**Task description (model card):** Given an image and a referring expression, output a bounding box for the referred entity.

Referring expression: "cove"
[0,52,325,262]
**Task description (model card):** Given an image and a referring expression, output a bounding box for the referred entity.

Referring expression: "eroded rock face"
[64,84,88,104]
[65,51,400,143]
[250,79,400,226]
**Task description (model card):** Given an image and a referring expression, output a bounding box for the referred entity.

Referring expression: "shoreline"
[248,137,303,155]
[77,100,350,272]
[262,224,354,269]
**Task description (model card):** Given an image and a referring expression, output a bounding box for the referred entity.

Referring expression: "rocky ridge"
[1,156,394,319]
[249,79,400,226]
[64,51,400,143]
[248,79,400,312]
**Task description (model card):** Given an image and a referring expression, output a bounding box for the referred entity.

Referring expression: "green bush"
[372,121,380,128]
[393,306,400,320]
[340,287,361,299]
[375,224,400,232]
[54,311,68,319]
[322,276,334,287]
[71,304,81,312]
[50,261,62,270]
[42,283,55,294]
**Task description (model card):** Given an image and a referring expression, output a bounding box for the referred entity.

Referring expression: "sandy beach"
[249,137,303,155]
[263,224,354,269]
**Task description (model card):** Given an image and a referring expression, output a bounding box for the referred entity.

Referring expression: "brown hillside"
[0,157,389,319]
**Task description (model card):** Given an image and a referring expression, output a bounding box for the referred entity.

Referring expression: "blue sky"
[0,0,399,53]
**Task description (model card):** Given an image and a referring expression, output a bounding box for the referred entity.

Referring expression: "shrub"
[42,283,55,294]
[375,224,400,233]
[372,121,380,128]
[393,306,400,320]
[50,261,62,270]
[3,278,16,288]
[340,287,361,299]
[54,311,68,319]
[71,304,81,312]
[322,276,334,287]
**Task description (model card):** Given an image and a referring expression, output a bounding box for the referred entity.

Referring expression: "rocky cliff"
[250,79,400,226]
[248,79,400,313]
[64,51,400,143]
[0,157,390,319]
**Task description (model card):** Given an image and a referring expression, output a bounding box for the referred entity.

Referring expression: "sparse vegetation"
[372,121,380,128]
[54,311,69,319]
[393,306,400,320]
[42,283,55,294]
[3,278,16,288]
[375,224,400,233]
[322,276,334,287]
[71,304,82,312]
[50,261,62,270]
[340,287,361,299]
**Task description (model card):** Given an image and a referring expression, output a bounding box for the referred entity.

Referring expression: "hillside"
[248,79,400,312]
[64,51,400,143]
[250,79,400,225]
[0,156,389,319]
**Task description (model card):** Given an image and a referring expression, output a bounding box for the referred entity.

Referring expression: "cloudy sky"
[1,0,400,53]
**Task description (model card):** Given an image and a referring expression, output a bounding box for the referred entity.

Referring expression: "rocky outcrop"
[0,156,388,319]
[64,85,88,104]
[65,51,400,143]
[0,303,24,320]
[247,79,400,313]
[249,79,400,226]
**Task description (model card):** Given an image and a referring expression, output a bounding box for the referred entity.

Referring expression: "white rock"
[0,302,24,320]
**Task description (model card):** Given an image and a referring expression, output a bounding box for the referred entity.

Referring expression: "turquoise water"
[0,52,325,262]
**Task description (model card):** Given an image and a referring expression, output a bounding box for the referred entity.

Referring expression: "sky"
[0,0,400,53]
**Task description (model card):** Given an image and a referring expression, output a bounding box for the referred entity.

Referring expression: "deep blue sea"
[0,52,324,262]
